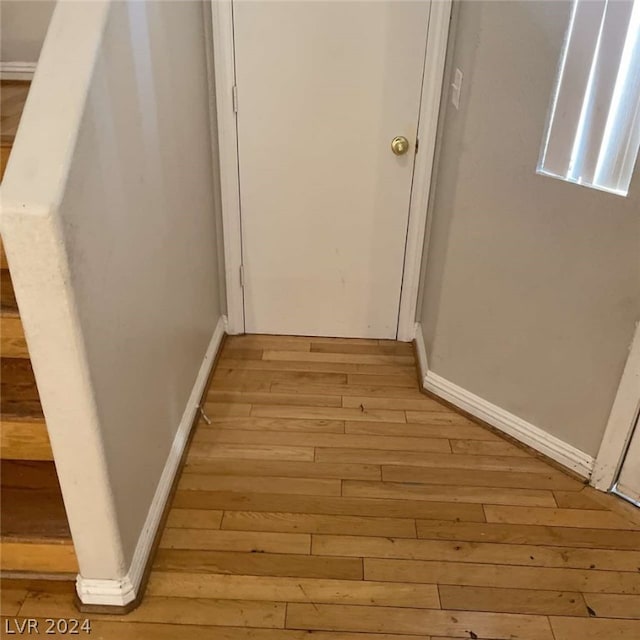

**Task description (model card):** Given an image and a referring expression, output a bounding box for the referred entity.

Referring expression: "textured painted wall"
[418,0,640,457]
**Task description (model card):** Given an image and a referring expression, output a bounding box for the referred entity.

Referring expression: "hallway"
[2,334,640,639]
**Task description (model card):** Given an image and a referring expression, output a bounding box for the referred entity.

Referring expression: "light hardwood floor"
[2,334,639,638]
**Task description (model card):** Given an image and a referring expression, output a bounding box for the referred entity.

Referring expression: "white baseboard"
[414,323,594,479]
[0,62,37,81]
[76,316,226,606]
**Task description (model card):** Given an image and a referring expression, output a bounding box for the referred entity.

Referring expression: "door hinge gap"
[232,85,238,113]
[239,264,245,287]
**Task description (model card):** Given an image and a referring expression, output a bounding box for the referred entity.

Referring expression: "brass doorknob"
[391,136,410,156]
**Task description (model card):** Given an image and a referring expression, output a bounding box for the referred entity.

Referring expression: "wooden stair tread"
[0,81,29,147]
[1,401,45,420]
[0,145,10,182]
[0,238,9,270]
[1,81,29,181]
[1,358,43,417]
[1,269,19,316]
[0,306,20,319]
[1,461,71,541]
[1,357,39,389]
[0,314,29,358]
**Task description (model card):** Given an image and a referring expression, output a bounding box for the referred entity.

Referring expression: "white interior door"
[616,413,640,504]
[233,0,431,338]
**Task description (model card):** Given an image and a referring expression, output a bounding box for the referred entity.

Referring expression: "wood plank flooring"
[2,334,639,638]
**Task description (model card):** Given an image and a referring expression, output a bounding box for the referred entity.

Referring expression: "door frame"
[210,0,452,339]
[591,321,640,491]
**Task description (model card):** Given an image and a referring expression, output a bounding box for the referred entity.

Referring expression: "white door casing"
[592,321,640,491]
[212,0,451,340]
[616,413,640,504]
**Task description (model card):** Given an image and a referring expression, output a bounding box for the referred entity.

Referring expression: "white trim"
[75,577,136,608]
[212,0,451,340]
[424,372,595,478]
[397,0,452,341]
[211,1,244,334]
[414,322,429,380]
[76,316,226,606]
[0,62,37,81]
[202,0,231,320]
[414,323,594,479]
[592,321,640,491]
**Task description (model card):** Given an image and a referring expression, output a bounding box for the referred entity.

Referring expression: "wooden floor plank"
[225,335,312,351]
[62,622,431,640]
[249,404,408,423]
[450,439,531,457]
[209,379,272,392]
[316,447,551,472]
[188,442,315,462]
[583,486,640,528]
[198,416,345,433]
[310,342,412,355]
[365,558,640,594]
[183,459,381,481]
[582,593,640,619]
[484,505,640,530]
[202,402,252,418]
[347,419,501,441]
[383,466,583,491]
[154,549,363,580]
[216,348,264,360]
[18,592,286,628]
[172,490,487,522]
[285,603,555,639]
[262,350,415,366]
[213,369,349,386]
[178,473,342,496]
[549,616,640,639]
[160,529,311,554]
[271,382,436,400]
[347,373,417,387]
[0,579,30,615]
[147,572,439,608]
[553,489,609,510]
[193,429,451,453]
[208,390,342,408]
[165,509,223,530]
[313,534,640,571]
[219,357,416,376]
[415,519,640,550]
[221,511,417,538]
[342,395,445,411]
[438,584,589,617]
[343,481,558,507]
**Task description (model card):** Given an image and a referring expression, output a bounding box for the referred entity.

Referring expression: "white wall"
[1,0,223,600]
[418,0,640,459]
[0,0,55,62]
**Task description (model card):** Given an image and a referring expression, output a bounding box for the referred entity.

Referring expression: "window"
[538,0,640,196]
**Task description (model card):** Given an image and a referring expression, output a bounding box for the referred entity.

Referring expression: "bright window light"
[538,0,640,196]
